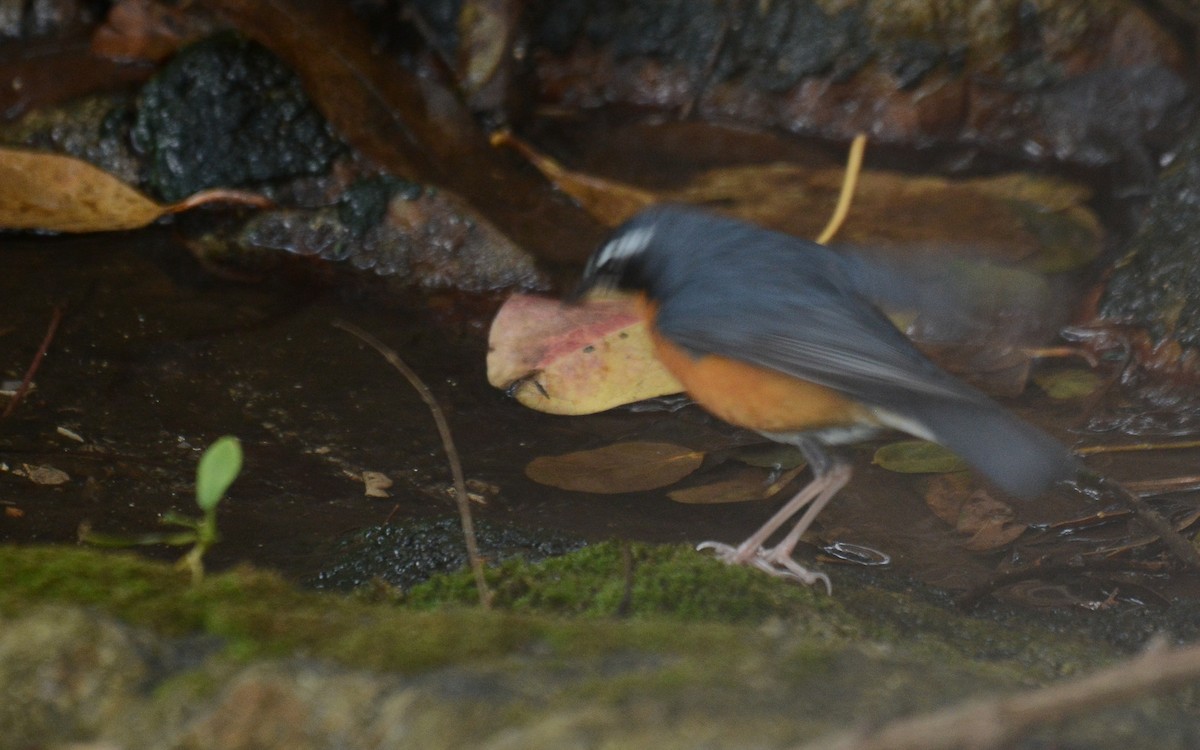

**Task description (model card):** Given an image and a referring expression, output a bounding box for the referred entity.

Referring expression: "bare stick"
[1078,469,1200,571]
[798,640,1200,750]
[1078,439,1200,455]
[2,305,65,420]
[333,320,493,608]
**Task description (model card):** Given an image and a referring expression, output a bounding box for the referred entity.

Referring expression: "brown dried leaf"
[499,131,1100,267]
[924,473,974,525]
[963,520,1028,551]
[525,441,704,494]
[956,490,1016,535]
[491,131,656,227]
[15,463,70,486]
[487,293,681,415]
[92,0,209,63]
[0,148,269,233]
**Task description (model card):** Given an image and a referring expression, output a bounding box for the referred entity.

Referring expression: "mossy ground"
[0,541,1125,681]
[6,542,1200,747]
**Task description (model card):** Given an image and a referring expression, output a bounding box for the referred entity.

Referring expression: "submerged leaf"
[1033,369,1103,399]
[525,441,703,494]
[498,132,1101,269]
[668,465,804,505]
[873,440,968,474]
[0,147,269,233]
[924,474,1026,551]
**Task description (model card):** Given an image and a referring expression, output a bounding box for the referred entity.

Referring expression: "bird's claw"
[696,540,832,594]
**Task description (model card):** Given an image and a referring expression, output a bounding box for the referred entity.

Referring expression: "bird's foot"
[696,540,832,594]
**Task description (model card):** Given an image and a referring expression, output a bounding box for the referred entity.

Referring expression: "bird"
[571,205,1079,591]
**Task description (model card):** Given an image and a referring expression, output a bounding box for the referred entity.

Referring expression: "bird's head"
[568,211,662,301]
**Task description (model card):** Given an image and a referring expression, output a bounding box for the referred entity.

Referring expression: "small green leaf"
[196,436,243,512]
[872,440,968,474]
[1033,369,1103,400]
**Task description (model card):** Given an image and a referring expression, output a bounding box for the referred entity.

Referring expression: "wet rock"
[529,0,1190,176]
[308,516,585,591]
[0,93,142,184]
[0,606,182,747]
[1099,127,1200,373]
[131,32,344,202]
[222,180,545,290]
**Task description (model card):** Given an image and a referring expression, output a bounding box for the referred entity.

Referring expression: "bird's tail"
[895,400,1078,500]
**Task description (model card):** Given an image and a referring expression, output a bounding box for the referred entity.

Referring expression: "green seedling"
[80,435,243,583]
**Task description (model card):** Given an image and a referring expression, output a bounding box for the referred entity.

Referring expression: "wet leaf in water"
[924,474,1026,551]
[873,440,969,474]
[1033,369,1103,399]
[727,443,806,470]
[668,473,767,504]
[525,441,703,494]
[487,293,682,415]
[668,464,806,504]
[923,473,974,526]
[498,131,1101,268]
[491,131,655,227]
[0,148,269,233]
[958,492,1026,551]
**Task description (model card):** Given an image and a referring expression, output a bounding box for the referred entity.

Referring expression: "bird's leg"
[756,461,849,591]
[697,439,849,592]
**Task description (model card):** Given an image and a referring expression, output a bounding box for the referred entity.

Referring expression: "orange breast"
[636,296,872,434]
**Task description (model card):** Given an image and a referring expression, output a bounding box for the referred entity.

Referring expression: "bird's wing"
[652,273,990,415]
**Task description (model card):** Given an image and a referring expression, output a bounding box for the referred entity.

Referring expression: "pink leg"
[697,463,851,592]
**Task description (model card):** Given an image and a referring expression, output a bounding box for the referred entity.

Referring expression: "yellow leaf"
[525,441,703,494]
[0,147,270,233]
[487,293,682,415]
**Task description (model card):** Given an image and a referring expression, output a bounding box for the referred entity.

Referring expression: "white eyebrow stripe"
[596,225,655,266]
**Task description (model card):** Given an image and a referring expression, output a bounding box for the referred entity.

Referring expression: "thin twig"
[333,320,493,608]
[798,639,1200,750]
[1077,439,1200,456]
[2,305,65,420]
[1076,469,1200,571]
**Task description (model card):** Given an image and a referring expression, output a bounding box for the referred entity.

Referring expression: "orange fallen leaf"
[487,293,682,415]
[0,147,270,233]
[525,441,703,494]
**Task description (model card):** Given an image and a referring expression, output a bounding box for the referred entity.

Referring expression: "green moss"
[0,541,1153,689]
[405,542,838,624]
[0,545,816,674]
